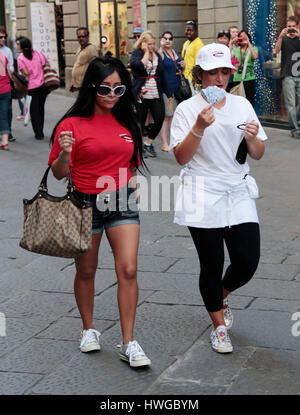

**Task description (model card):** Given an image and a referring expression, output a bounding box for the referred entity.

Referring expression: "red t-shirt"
[0,53,11,94]
[48,113,140,193]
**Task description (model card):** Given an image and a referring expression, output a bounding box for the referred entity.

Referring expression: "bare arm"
[141,45,150,68]
[19,66,29,81]
[129,167,137,191]
[50,132,74,180]
[248,42,258,60]
[244,121,265,160]
[275,28,287,54]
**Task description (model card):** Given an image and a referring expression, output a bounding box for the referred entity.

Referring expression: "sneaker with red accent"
[223,297,233,329]
[210,325,233,354]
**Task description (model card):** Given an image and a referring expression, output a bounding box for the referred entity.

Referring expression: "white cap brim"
[198,62,236,71]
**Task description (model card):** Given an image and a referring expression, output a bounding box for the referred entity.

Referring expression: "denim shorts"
[75,185,140,234]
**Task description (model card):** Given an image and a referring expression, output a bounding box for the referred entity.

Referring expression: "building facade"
[9,0,295,127]
[13,0,241,92]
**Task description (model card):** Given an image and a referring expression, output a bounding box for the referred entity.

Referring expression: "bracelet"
[59,151,70,164]
[191,128,203,139]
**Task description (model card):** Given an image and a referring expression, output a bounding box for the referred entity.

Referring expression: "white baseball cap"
[195,43,235,70]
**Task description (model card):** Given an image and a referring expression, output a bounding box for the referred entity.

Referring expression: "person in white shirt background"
[170,43,267,354]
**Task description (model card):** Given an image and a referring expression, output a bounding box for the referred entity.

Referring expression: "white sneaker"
[223,297,233,329]
[79,328,101,352]
[210,325,233,354]
[119,340,151,367]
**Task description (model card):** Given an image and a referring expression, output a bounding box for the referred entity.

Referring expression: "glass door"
[98,0,128,62]
[100,1,116,57]
[117,2,129,65]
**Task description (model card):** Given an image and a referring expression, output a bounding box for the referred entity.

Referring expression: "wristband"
[191,128,203,139]
[59,151,70,164]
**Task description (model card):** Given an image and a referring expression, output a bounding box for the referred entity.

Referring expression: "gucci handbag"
[19,166,93,258]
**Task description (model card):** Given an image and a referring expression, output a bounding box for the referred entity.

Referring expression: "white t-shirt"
[170,92,268,228]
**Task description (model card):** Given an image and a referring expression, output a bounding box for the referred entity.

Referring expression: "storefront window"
[245,0,300,127]
[87,0,101,50]
[100,2,116,56]
[87,0,128,64]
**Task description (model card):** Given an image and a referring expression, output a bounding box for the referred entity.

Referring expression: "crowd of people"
[2,17,300,152]
[0,20,261,154]
[2,15,299,367]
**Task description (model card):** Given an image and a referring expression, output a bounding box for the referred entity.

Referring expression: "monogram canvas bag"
[19,167,93,258]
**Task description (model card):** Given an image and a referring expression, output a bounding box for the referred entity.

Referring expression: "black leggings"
[137,97,165,140]
[29,83,49,138]
[188,222,260,312]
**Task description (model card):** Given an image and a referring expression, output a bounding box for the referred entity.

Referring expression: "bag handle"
[39,166,74,194]
[241,50,251,81]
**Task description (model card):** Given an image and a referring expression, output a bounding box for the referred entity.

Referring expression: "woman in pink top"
[17,37,49,140]
[0,51,12,150]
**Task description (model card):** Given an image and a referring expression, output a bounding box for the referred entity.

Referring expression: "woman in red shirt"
[0,51,12,150]
[49,56,150,368]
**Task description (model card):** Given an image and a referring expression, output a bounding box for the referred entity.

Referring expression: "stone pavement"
[0,92,299,396]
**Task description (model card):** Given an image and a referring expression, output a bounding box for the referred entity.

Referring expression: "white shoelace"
[80,329,100,347]
[125,341,145,364]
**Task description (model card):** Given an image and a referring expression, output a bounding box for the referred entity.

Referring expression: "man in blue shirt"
[0,27,14,141]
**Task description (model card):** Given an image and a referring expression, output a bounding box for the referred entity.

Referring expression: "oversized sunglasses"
[0,35,7,39]
[93,84,126,97]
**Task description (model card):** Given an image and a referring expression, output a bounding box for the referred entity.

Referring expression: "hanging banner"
[132,0,142,28]
[30,2,59,74]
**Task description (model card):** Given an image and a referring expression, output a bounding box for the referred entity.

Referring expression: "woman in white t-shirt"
[170,43,267,354]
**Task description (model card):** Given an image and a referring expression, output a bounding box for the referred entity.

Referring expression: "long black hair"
[50,56,146,171]
[19,37,33,60]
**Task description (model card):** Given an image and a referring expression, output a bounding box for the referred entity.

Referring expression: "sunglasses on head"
[186,20,196,25]
[77,35,88,39]
[219,30,229,35]
[93,84,126,97]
